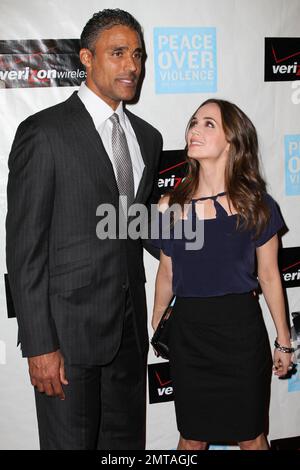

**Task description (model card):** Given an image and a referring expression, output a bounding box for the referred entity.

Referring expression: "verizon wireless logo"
[279,247,300,288]
[265,38,300,81]
[0,39,85,88]
[148,362,174,404]
[151,149,187,202]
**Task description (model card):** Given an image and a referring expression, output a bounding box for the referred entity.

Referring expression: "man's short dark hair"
[80,8,143,52]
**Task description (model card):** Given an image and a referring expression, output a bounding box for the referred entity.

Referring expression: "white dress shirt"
[77,82,145,196]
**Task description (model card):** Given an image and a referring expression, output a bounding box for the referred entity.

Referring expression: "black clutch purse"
[151,296,175,360]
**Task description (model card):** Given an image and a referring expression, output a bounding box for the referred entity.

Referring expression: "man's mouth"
[117,77,137,86]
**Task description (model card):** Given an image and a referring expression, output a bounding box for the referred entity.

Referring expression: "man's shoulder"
[23,91,80,128]
[125,108,162,140]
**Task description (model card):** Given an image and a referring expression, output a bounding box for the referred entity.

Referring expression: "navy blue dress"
[153,193,284,442]
[154,192,284,297]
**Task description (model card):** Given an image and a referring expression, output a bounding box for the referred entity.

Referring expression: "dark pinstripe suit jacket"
[6,92,162,365]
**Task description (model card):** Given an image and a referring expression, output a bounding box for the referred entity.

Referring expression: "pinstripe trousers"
[34,292,147,450]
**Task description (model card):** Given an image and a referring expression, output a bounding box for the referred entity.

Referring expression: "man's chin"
[116,84,138,100]
[120,92,137,102]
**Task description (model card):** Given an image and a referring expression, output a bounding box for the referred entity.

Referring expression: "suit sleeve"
[6,117,59,357]
[142,131,163,260]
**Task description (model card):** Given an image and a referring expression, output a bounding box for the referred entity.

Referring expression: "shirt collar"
[77,82,126,129]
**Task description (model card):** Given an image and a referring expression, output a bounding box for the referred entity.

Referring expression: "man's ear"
[79,48,92,68]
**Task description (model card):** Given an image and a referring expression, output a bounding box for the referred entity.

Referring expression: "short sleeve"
[150,209,172,257]
[255,194,285,247]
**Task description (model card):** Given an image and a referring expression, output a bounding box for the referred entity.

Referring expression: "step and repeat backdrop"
[0,0,299,450]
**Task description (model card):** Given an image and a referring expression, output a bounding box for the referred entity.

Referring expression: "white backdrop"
[0,0,299,450]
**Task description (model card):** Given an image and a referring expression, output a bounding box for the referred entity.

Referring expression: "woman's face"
[186,103,230,162]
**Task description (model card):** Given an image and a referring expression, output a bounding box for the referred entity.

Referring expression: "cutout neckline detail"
[192,191,227,201]
[191,192,238,219]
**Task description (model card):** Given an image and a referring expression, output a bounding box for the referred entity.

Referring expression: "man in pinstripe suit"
[6,9,162,450]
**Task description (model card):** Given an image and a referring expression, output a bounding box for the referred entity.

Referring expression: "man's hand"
[28,350,68,400]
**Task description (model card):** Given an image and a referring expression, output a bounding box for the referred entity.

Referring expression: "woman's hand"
[273,349,294,377]
[151,313,162,332]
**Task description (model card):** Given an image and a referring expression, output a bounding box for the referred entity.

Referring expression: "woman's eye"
[205,121,214,128]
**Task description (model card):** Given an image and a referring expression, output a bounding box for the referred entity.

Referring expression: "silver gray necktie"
[109,113,135,210]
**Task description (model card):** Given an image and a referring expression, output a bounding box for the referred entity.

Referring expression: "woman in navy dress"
[152,99,294,450]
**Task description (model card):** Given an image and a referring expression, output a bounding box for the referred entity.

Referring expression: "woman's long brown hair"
[168,99,270,236]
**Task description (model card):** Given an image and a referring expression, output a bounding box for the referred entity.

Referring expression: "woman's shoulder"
[157,194,171,213]
[263,192,274,202]
[262,192,278,209]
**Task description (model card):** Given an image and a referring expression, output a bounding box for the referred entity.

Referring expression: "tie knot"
[109,113,120,125]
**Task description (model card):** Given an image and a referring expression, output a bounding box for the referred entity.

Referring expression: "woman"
[152,99,294,451]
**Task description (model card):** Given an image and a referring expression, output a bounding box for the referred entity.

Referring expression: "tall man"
[6,9,162,450]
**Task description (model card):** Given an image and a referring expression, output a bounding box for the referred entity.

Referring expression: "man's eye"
[134,52,143,60]
[113,51,123,57]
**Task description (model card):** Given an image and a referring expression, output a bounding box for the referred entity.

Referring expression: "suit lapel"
[67,93,152,207]
[125,110,150,206]
[68,93,119,202]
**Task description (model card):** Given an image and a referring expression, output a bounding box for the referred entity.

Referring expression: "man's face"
[80,25,143,109]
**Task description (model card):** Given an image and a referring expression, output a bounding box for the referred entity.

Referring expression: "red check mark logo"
[155,371,172,387]
[282,260,300,272]
[272,45,300,64]
[159,161,186,175]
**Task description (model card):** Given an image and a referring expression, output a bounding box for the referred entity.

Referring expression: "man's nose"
[125,55,138,72]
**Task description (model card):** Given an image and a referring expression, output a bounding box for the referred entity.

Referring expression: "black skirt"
[169,292,272,442]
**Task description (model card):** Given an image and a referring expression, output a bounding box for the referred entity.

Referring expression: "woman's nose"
[191,127,201,136]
